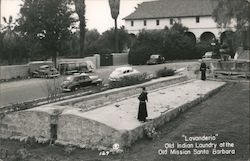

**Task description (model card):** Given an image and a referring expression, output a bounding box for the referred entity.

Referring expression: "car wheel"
[71,86,78,92]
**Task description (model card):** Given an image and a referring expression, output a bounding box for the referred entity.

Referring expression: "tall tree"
[1,16,17,64]
[17,0,74,67]
[212,0,250,48]
[73,0,86,57]
[109,0,120,52]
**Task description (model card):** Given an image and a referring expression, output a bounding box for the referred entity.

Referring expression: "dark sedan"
[61,73,103,92]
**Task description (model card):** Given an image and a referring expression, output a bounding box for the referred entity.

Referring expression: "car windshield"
[114,68,132,74]
[65,76,73,81]
[150,55,159,59]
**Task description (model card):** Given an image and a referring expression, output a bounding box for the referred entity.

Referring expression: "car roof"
[39,65,50,68]
[114,66,133,71]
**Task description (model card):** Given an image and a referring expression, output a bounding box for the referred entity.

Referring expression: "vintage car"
[58,61,95,75]
[108,66,141,82]
[32,65,60,78]
[61,73,103,92]
[147,55,165,65]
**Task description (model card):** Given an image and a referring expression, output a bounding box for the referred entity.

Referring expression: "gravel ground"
[0,81,249,161]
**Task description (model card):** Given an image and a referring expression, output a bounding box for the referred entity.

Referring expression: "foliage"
[72,0,86,57]
[96,27,131,55]
[108,0,120,20]
[109,72,148,88]
[16,0,75,67]
[212,0,250,49]
[108,0,120,52]
[156,67,175,78]
[128,23,197,65]
[0,16,17,65]
[67,27,130,56]
[212,0,250,30]
[84,29,101,55]
[144,125,159,140]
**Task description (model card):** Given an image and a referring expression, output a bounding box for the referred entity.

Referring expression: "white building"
[123,0,234,42]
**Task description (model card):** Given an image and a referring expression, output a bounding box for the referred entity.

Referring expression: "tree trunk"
[52,52,57,68]
[79,20,85,57]
[114,18,119,53]
[74,0,86,58]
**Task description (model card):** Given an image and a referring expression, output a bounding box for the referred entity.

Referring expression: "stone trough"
[0,75,226,150]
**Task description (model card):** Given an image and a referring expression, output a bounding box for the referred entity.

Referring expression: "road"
[0,61,198,107]
[0,81,249,161]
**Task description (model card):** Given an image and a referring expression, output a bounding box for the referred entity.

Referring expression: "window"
[156,19,160,26]
[170,18,173,25]
[144,20,147,26]
[196,16,200,23]
[131,21,134,26]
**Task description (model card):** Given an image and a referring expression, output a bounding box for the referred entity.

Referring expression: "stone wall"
[0,65,29,80]
[0,75,188,144]
[56,108,125,149]
[59,75,188,110]
[0,55,101,80]
[111,53,128,66]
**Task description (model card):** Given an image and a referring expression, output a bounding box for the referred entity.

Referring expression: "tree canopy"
[16,0,75,66]
[212,0,250,29]
[212,0,250,49]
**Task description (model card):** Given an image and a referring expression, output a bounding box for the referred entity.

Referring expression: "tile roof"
[124,0,218,20]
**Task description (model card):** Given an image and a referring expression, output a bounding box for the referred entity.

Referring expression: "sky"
[0,0,154,33]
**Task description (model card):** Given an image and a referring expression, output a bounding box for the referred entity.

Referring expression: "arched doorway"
[185,32,196,45]
[200,32,216,43]
[220,31,235,57]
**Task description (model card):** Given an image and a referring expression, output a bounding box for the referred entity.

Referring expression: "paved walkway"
[64,80,226,131]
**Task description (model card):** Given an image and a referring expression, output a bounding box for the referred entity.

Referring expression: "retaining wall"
[111,53,128,66]
[55,80,226,149]
[0,65,29,80]
[0,75,187,143]
[0,105,68,142]
[59,75,188,110]
[0,55,100,80]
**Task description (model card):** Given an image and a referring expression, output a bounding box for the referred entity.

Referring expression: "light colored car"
[61,73,103,92]
[202,51,213,59]
[109,66,141,81]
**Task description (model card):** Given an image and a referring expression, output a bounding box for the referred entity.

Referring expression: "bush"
[128,24,198,65]
[156,67,175,77]
[109,73,148,88]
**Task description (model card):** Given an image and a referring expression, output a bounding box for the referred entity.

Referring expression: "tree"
[97,27,130,55]
[72,0,86,57]
[128,24,197,65]
[84,29,101,55]
[212,0,250,48]
[109,0,120,52]
[1,16,17,65]
[17,0,74,67]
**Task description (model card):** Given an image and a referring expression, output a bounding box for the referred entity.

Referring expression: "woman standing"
[200,60,207,80]
[137,87,148,122]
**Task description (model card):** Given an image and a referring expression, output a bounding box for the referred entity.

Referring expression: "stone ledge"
[55,80,226,150]
[0,75,188,144]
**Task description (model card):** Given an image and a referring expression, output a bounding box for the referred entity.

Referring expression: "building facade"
[123,0,234,42]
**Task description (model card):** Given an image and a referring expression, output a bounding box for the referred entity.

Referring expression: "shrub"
[156,67,175,77]
[109,73,149,88]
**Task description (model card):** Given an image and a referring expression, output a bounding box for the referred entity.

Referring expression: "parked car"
[59,61,95,75]
[61,73,103,92]
[109,66,141,81]
[147,55,165,65]
[32,65,60,78]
